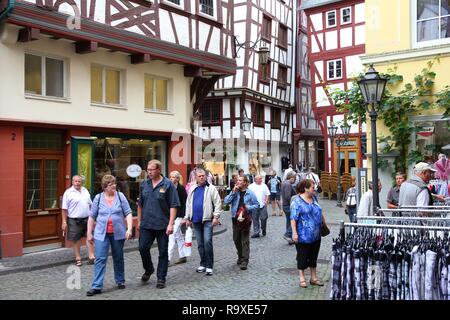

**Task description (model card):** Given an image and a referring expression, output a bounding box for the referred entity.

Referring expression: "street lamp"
[357,65,387,215]
[328,123,351,207]
[241,108,252,134]
[233,35,270,64]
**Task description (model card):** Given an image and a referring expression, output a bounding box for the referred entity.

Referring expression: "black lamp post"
[328,122,351,207]
[357,65,387,215]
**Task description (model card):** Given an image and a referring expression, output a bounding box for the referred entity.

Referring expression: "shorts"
[67,217,88,241]
[295,239,321,270]
[269,193,280,201]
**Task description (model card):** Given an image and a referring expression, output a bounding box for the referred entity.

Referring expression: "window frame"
[340,6,352,25]
[164,0,184,9]
[262,14,272,41]
[90,64,125,108]
[271,108,281,129]
[252,103,265,127]
[144,74,172,113]
[326,10,337,28]
[198,0,217,20]
[278,23,288,49]
[24,52,69,100]
[259,60,271,84]
[277,64,288,89]
[413,0,450,48]
[327,59,343,80]
[201,100,222,125]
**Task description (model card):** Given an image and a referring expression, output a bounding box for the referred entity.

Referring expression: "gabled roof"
[300,0,344,10]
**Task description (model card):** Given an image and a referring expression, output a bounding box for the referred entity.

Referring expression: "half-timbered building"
[0,0,236,257]
[197,0,296,182]
[302,0,366,176]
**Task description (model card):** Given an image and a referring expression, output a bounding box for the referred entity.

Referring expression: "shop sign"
[336,140,357,147]
[126,164,142,178]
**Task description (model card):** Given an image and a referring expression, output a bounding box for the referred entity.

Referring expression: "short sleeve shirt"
[290,195,322,243]
[387,186,400,206]
[62,186,92,218]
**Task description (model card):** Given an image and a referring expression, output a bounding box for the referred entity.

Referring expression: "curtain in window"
[91,66,103,103]
[46,58,64,97]
[145,76,154,110]
[155,79,167,110]
[105,69,120,104]
[25,54,42,95]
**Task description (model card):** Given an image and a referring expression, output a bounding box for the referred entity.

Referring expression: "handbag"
[316,185,323,193]
[320,222,330,237]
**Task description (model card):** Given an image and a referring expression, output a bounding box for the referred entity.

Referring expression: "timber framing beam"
[184,66,203,78]
[75,41,98,54]
[18,27,40,42]
[130,53,151,64]
[193,75,221,111]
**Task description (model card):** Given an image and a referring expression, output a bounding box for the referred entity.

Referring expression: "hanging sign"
[126,164,142,178]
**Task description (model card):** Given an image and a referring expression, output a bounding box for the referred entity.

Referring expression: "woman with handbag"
[290,179,327,288]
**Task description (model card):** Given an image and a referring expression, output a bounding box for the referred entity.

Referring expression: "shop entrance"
[23,130,65,250]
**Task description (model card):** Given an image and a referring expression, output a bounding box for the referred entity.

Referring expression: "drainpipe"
[0,0,15,22]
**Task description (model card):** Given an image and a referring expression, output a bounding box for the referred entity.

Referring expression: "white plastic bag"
[184,226,193,257]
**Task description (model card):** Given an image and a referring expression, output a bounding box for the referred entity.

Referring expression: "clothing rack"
[399,205,450,209]
[357,216,450,221]
[379,208,450,213]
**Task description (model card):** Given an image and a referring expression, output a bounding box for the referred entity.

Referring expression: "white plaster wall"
[346,55,363,78]
[223,120,231,139]
[340,27,353,47]
[199,22,211,52]
[355,3,365,24]
[0,37,190,133]
[315,61,324,82]
[355,25,365,45]
[223,99,231,118]
[210,126,222,139]
[235,6,247,21]
[325,30,338,50]
[173,14,190,47]
[316,87,329,107]
[209,28,221,55]
[254,127,265,140]
[310,13,323,31]
[160,10,176,43]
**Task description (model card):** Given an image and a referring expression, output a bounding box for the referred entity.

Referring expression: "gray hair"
[286,172,297,180]
[195,168,206,176]
[169,170,182,183]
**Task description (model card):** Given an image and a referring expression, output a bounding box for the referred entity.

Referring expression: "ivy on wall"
[329,59,450,174]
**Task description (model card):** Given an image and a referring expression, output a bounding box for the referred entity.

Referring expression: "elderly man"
[184,169,222,276]
[248,175,271,238]
[62,175,95,266]
[399,162,437,208]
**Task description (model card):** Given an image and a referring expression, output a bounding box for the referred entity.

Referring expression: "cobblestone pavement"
[0,198,348,300]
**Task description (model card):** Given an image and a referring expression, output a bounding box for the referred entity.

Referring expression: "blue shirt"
[290,195,322,243]
[192,184,206,223]
[90,192,131,241]
[223,189,259,218]
[138,176,180,230]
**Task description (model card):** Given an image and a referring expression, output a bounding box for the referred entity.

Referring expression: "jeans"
[283,205,292,237]
[139,228,169,282]
[347,206,357,223]
[193,221,214,269]
[168,217,187,261]
[91,234,125,290]
[252,206,268,235]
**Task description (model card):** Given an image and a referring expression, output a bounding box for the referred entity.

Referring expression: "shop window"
[201,100,221,125]
[327,59,342,80]
[278,23,288,49]
[24,129,63,150]
[91,65,122,106]
[326,10,337,28]
[252,103,265,127]
[262,15,272,41]
[341,7,352,24]
[259,60,271,84]
[25,53,65,98]
[271,108,281,129]
[277,65,288,88]
[415,0,450,45]
[93,137,167,215]
[199,0,214,17]
[145,75,169,112]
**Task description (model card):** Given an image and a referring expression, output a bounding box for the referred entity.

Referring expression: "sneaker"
[86,289,102,296]
[240,263,248,270]
[205,268,213,276]
[175,257,187,264]
[156,280,166,289]
[196,266,206,273]
[141,270,154,282]
[262,230,266,236]
[251,234,260,238]
[117,283,125,289]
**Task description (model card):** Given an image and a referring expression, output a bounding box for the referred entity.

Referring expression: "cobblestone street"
[0,199,347,300]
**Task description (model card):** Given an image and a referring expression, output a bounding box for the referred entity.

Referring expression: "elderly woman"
[290,179,325,288]
[86,174,133,296]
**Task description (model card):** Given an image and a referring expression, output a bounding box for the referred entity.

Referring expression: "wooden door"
[24,155,64,247]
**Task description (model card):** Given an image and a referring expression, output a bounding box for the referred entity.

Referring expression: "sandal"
[310,279,324,286]
[88,258,95,265]
[75,259,82,267]
[299,280,308,288]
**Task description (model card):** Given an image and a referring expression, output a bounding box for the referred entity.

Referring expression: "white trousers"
[168,217,187,261]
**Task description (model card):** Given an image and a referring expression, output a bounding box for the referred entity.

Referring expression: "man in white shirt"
[248,175,271,238]
[62,175,95,266]
[357,180,382,218]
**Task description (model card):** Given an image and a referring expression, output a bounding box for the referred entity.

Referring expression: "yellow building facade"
[361,0,450,205]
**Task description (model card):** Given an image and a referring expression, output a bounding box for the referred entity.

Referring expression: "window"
[271,108,281,129]
[341,7,352,24]
[25,53,66,98]
[262,15,272,40]
[199,0,214,17]
[278,23,288,48]
[327,59,342,80]
[91,65,122,106]
[415,0,450,44]
[201,100,221,125]
[252,103,265,127]
[277,65,288,88]
[145,75,169,112]
[168,0,181,5]
[326,10,337,28]
[259,60,271,83]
